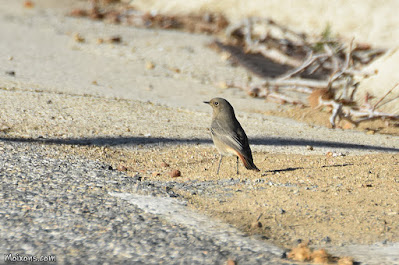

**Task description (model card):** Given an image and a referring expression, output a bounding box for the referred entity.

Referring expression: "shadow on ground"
[0,136,398,152]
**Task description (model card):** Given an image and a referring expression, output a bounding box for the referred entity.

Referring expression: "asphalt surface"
[0,139,290,265]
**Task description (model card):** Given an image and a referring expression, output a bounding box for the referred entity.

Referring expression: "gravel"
[0,139,291,265]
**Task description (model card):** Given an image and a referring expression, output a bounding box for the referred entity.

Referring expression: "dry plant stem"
[373,82,399,110]
[224,17,396,127]
[323,44,339,73]
[263,18,308,44]
[237,78,346,90]
[317,98,399,127]
[233,17,304,67]
[351,108,399,122]
[340,76,354,101]
[267,78,347,89]
[277,52,329,80]
[229,17,307,45]
[233,82,306,105]
[283,86,313,94]
[266,92,306,105]
[316,99,342,128]
[307,56,330,75]
[327,40,354,90]
[248,44,303,67]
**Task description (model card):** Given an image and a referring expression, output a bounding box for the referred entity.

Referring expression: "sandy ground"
[61,144,399,248]
[132,0,399,114]
[1,0,399,264]
[132,0,399,48]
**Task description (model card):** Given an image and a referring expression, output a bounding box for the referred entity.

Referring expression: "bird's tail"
[238,153,260,171]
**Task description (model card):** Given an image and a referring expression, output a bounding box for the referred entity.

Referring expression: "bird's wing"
[211,119,249,154]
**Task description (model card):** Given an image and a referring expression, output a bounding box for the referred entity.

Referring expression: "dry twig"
[221,18,391,128]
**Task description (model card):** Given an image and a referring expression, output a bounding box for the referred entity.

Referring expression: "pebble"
[145,61,155,70]
[160,161,170,167]
[132,174,142,181]
[107,36,122,44]
[5,70,15,76]
[251,221,263,229]
[170,169,181,178]
[73,33,85,43]
[226,259,236,265]
[117,165,128,171]
[23,0,34,8]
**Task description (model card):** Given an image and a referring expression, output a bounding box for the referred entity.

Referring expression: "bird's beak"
[203,101,210,104]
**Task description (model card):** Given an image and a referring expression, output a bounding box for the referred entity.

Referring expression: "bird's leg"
[217,155,223,175]
[236,156,239,175]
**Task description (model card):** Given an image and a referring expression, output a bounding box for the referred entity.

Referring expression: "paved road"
[0,139,290,265]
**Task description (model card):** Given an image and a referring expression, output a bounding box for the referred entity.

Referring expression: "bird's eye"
[214,102,219,106]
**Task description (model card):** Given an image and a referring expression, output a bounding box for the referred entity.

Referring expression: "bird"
[204,97,260,174]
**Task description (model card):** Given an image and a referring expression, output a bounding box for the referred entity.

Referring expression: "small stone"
[133,174,142,181]
[226,259,236,265]
[322,236,331,243]
[220,52,231,61]
[332,152,345,157]
[5,71,15,76]
[152,172,160,177]
[306,145,313,151]
[342,121,354,130]
[169,67,181,73]
[92,80,98,85]
[23,0,34,8]
[326,151,333,157]
[0,124,11,132]
[337,256,354,265]
[160,162,170,167]
[170,169,181,178]
[145,61,155,70]
[251,221,262,228]
[73,33,85,43]
[70,8,88,17]
[366,130,375,135]
[107,36,122,44]
[217,81,229,89]
[117,165,128,172]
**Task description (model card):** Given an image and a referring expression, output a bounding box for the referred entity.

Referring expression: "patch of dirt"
[59,143,399,250]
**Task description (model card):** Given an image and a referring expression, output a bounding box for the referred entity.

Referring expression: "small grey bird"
[204,97,260,174]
